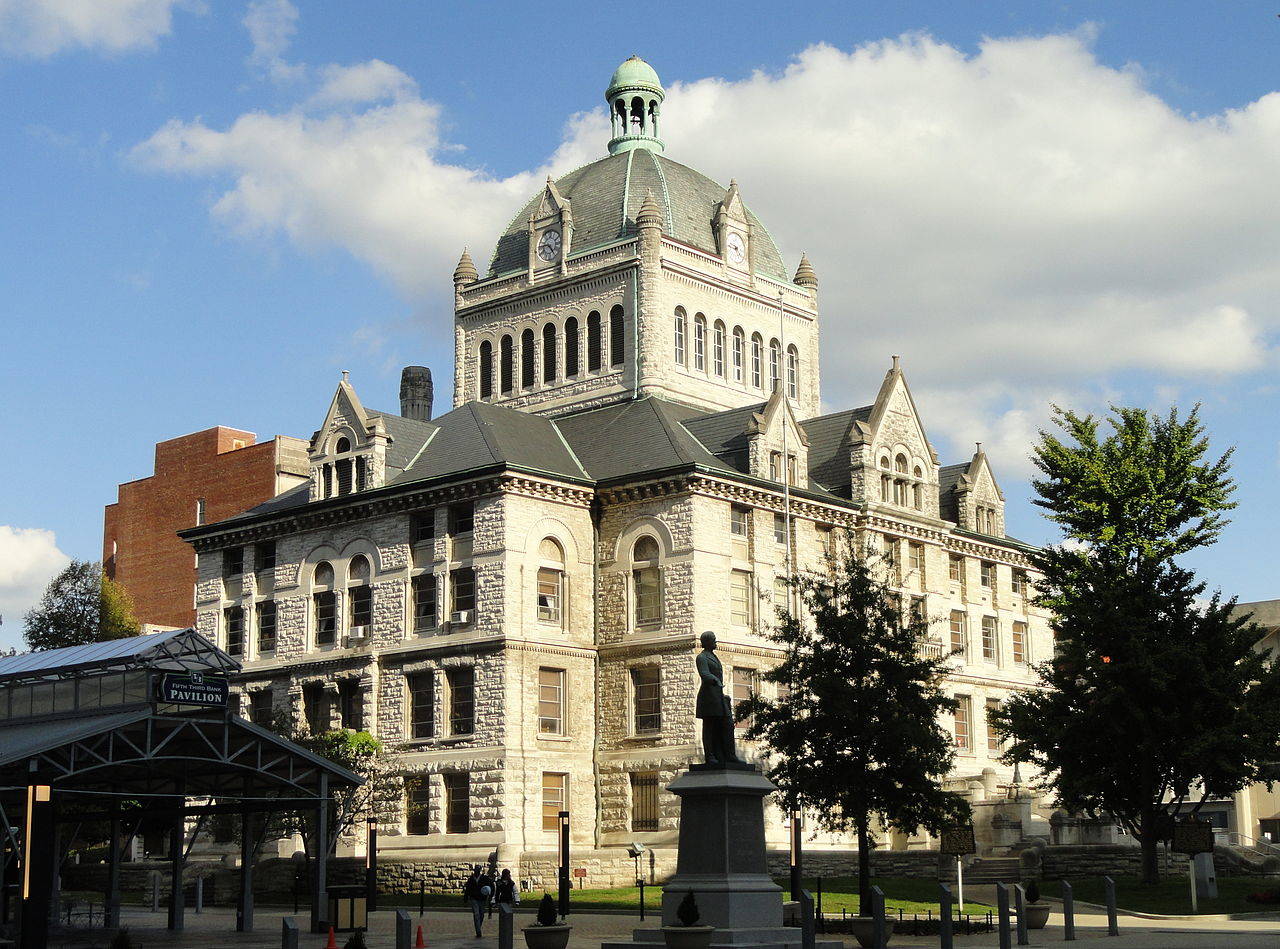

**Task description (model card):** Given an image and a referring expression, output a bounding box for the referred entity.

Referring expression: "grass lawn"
[1040,875,1280,916]
[379,877,990,916]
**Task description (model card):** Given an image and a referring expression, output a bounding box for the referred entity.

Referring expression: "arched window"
[631,536,662,628]
[630,95,644,132]
[479,340,493,399]
[565,317,580,377]
[587,311,602,372]
[732,327,744,382]
[313,562,336,647]
[348,555,372,632]
[536,537,565,625]
[521,327,535,388]
[673,308,686,365]
[542,323,557,383]
[786,345,799,399]
[610,305,625,367]
[500,335,514,393]
[769,339,782,393]
[335,437,351,454]
[913,483,923,511]
[713,320,726,377]
[693,315,706,371]
[336,460,353,496]
[750,334,763,389]
[895,454,908,474]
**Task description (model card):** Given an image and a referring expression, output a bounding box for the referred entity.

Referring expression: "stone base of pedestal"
[601,765,842,949]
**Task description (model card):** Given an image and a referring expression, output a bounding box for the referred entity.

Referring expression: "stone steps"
[962,857,1022,883]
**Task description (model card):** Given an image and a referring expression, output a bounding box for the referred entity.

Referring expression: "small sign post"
[1172,820,1214,914]
[939,824,976,913]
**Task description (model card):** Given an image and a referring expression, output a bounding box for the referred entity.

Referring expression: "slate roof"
[937,462,969,522]
[365,410,437,474]
[680,402,766,469]
[488,150,788,282]
[801,406,873,497]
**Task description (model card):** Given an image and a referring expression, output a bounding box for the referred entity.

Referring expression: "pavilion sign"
[159,672,229,707]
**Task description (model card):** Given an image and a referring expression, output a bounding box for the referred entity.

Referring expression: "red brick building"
[104,427,308,629]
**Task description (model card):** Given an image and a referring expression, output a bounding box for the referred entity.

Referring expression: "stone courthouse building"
[182,58,1051,877]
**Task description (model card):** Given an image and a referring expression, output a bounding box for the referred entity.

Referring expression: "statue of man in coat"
[695,631,741,766]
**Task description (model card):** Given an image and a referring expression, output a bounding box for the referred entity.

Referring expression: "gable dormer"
[941,446,1006,535]
[308,374,391,500]
[528,176,572,277]
[849,356,940,515]
[713,179,752,276]
[745,388,809,485]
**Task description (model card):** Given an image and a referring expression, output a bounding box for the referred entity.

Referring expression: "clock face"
[537,229,562,262]
[726,232,746,265]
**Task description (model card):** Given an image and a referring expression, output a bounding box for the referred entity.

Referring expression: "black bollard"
[498,902,514,949]
[799,889,816,949]
[870,885,887,949]
[419,879,425,918]
[938,883,953,949]
[1104,876,1119,936]
[1013,884,1028,946]
[396,909,412,949]
[1063,880,1075,941]
[638,879,646,920]
[996,883,1011,949]
[281,917,299,949]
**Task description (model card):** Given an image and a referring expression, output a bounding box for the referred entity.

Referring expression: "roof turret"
[453,248,478,285]
[606,56,665,155]
[793,253,818,288]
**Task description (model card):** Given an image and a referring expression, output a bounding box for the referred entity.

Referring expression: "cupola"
[606,56,665,155]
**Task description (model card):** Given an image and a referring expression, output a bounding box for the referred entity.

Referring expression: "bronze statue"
[696,631,740,766]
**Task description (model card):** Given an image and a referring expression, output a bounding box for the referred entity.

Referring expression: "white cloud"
[0,526,71,649]
[0,0,192,57]
[243,0,302,83]
[134,29,1280,465]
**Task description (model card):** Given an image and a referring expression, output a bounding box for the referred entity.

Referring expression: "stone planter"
[523,924,571,949]
[661,925,715,949]
[849,917,895,947]
[1023,902,1051,930]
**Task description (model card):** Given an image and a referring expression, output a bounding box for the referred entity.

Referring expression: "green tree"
[993,405,1280,884]
[740,534,970,913]
[24,560,140,651]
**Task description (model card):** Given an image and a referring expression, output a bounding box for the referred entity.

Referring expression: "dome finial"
[605,56,665,156]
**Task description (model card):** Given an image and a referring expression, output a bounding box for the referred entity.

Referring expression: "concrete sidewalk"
[40,904,1280,949]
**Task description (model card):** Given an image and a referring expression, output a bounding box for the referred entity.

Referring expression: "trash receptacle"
[327,885,368,932]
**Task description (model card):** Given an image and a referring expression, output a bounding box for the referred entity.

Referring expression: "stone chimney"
[399,366,433,421]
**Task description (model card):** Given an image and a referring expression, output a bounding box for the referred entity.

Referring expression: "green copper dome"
[606,55,664,99]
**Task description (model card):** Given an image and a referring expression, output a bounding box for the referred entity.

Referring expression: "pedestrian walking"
[494,868,519,914]
[462,865,494,937]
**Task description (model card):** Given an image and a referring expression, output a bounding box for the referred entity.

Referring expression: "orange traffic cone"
[325,925,338,949]
[416,923,427,947]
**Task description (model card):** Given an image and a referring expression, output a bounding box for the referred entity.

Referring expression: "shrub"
[109,930,134,949]
[1025,881,1041,904]
[676,891,700,926]
[536,893,559,926]
[1245,888,1280,905]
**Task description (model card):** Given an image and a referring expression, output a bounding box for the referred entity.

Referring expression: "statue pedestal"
[602,764,840,949]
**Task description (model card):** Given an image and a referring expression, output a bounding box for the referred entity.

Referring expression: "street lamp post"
[365,818,377,913]
[557,811,570,919]
[789,808,803,902]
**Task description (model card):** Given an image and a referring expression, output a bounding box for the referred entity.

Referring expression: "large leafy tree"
[740,534,969,913]
[24,560,140,651]
[994,405,1280,884]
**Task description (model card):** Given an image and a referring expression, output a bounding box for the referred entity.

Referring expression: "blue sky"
[2,1,1278,648]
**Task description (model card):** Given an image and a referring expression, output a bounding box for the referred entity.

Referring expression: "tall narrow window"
[542,322,557,383]
[479,340,493,399]
[223,547,244,578]
[713,321,726,377]
[224,606,244,657]
[447,666,475,735]
[338,679,363,731]
[786,345,799,399]
[500,335,514,393]
[732,667,757,730]
[986,699,1003,752]
[541,773,567,831]
[249,689,273,727]
[564,316,579,377]
[632,536,661,627]
[908,542,925,576]
[954,695,971,750]
[536,537,565,624]
[348,555,372,631]
[1012,621,1027,664]
[412,574,437,632]
[980,561,995,589]
[450,566,476,617]
[949,611,967,655]
[730,570,752,627]
[521,327,536,389]
[950,554,966,592]
[982,616,998,661]
[693,315,706,371]
[769,339,781,392]
[408,672,434,739]
[443,773,470,834]
[1012,570,1028,598]
[313,562,336,646]
[631,666,661,733]
[538,668,565,735]
[303,682,327,735]
[610,305,625,367]
[673,309,686,365]
[449,502,474,536]
[630,771,660,831]
[411,510,434,546]
[255,540,276,574]
[405,777,430,835]
[587,311,602,372]
[732,327,744,382]
[256,600,277,655]
[773,513,787,545]
[750,334,763,389]
[730,505,749,539]
[196,498,206,526]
